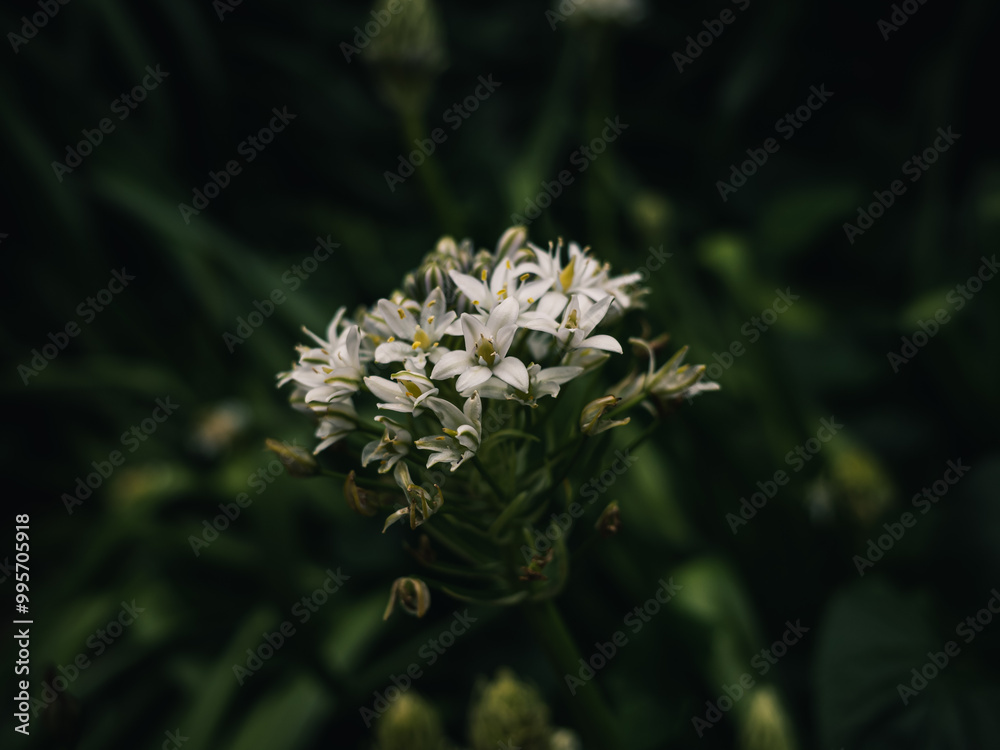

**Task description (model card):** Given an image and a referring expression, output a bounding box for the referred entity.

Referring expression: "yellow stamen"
[427,299,437,307]
[427,315,435,324]
[387,336,396,343]
[397,308,406,319]
[520,273,530,281]
[481,269,488,281]
[527,297,534,304]
[443,428,459,437]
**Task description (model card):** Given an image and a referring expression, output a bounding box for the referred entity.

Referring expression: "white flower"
[477,362,583,406]
[520,240,643,314]
[374,287,457,370]
[278,307,364,407]
[361,416,412,473]
[448,259,552,316]
[364,370,438,415]
[312,401,359,453]
[414,392,482,471]
[430,297,530,394]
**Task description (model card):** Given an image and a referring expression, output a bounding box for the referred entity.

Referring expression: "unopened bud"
[375,691,445,750]
[384,577,431,620]
[495,225,527,260]
[468,669,552,750]
[264,438,318,477]
[580,395,630,435]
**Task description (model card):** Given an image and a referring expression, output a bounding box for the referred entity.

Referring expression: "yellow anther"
[443,428,459,437]
[387,336,396,342]
[519,273,530,281]
[427,315,435,324]
[527,297,534,304]
[427,299,437,307]
[397,308,406,319]
[481,269,488,281]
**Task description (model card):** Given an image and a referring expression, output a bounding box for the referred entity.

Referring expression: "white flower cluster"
[277,228,643,477]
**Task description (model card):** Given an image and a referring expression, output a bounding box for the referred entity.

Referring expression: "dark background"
[2,0,999,748]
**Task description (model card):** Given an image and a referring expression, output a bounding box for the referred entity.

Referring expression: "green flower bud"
[739,686,797,750]
[468,669,552,750]
[580,395,630,435]
[366,0,447,117]
[264,438,318,477]
[375,691,446,750]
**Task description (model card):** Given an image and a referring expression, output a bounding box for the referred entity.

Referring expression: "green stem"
[473,455,508,505]
[523,600,619,749]
[400,110,463,233]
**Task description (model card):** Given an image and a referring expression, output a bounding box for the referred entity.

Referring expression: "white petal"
[580,295,614,334]
[461,313,487,352]
[494,323,518,357]
[430,349,472,380]
[491,357,529,392]
[487,297,520,332]
[456,365,492,394]
[579,334,623,353]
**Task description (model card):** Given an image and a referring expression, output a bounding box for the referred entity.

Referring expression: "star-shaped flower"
[363,370,438,415]
[415,392,482,471]
[374,287,457,370]
[430,297,530,394]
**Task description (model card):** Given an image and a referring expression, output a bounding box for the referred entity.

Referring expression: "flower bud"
[384,577,432,620]
[366,0,447,117]
[595,501,621,537]
[580,395,630,435]
[739,686,796,750]
[264,438,318,477]
[495,225,527,260]
[375,691,445,750]
[468,669,552,750]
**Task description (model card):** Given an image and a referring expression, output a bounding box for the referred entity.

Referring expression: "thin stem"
[522,600,619,749]
[473,455,508,505]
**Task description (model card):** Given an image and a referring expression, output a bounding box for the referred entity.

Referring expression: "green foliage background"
[2,0,999,748]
